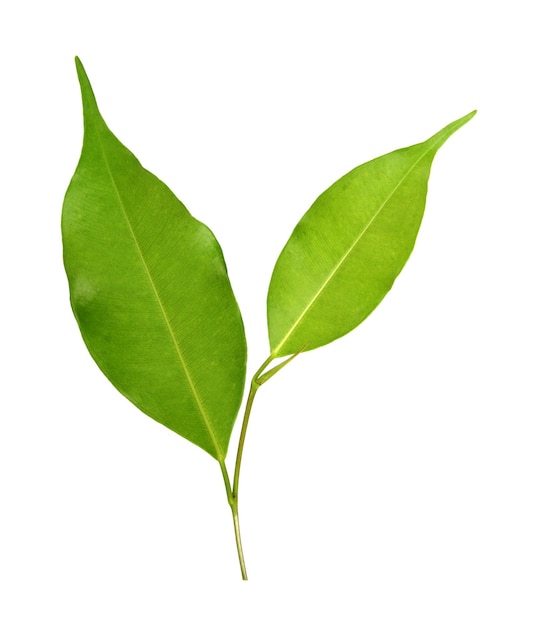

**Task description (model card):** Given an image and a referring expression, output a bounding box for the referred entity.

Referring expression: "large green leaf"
[267,111,475,357]
[62,58,247,460]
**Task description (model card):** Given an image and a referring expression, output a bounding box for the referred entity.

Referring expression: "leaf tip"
[451,109,477,128]
[464,109,477,122]
[453,109,477,129]
[73,57,102,126]
[426,109,477,151]
[74,57,89,88]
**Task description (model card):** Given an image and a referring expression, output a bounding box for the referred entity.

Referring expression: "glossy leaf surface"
[62,58,247,460]
[267,112,475,357]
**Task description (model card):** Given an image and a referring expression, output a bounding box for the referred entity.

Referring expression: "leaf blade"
[62,58,247,460]
[267,111,475,357]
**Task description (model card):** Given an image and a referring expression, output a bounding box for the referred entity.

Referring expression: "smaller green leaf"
[267,111,476,357]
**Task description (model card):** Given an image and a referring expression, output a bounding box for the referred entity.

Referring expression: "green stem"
[232,356,274,498]
[224,348,305,579]
[219,460,248,580]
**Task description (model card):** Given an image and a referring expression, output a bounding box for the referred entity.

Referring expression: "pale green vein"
[273,138,442,356]
[97,131,223,460]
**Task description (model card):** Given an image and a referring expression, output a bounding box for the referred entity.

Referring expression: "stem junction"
[220,347,306,580]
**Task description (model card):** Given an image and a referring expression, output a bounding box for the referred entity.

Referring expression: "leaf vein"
[97,133,223,459]
[273,140,439,355]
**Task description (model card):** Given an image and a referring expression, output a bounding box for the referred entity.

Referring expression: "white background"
[1,1,536,624]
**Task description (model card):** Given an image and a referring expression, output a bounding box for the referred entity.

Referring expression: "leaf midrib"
[273,138,442,356]
[96,129,223,459]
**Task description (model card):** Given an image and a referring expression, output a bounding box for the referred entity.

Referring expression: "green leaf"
[267,111,475,357]
[62,58,247,460]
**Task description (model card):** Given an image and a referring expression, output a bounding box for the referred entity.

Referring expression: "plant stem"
[232,356,274,497]
[219,460,248,580]
[218,357,272,581]
[231,504,246,580]
[224,349,304,579]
